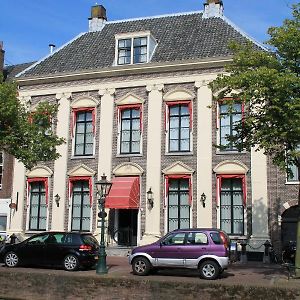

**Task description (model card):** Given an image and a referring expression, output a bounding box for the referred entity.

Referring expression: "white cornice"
[16,56,232,86]
[18,73,220,97]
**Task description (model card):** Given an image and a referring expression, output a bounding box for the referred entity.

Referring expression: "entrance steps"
[106,246,133,257]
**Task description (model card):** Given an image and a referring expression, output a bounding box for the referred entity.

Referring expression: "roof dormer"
[114,31,157,66]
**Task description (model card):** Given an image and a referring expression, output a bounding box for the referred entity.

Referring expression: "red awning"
[105,177,140,209]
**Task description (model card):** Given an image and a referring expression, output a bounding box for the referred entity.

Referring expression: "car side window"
[186,232,208,245]
[53,234,65,244]
[27,234,49,245]
[163,233,186,245]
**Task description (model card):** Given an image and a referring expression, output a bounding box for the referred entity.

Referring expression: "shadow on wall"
[250,197,269,238]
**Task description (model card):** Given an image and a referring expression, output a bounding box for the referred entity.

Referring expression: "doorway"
[114,209,138,246]
[281,205,298,246]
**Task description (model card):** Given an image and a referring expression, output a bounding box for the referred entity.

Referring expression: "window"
[120,108,141,154]
[168,104,191,152]
[163,232,186,245]
[27,234,49,245]
[74,110,94,156]
[168,178,190,231]
[186,232,208,245]
[0,215,7,231]
[118,37,147,65]
[287,162,299,182]
[29,181,47,231]
[220,178,244,235]
[219,102,242,150]
[0,152,3,189]
[71,180,91,232]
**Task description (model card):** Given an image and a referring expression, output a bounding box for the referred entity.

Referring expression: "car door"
[44,233,66,266]
[183,232,210,267]
[152,232,186,267]
[18,233,49,266]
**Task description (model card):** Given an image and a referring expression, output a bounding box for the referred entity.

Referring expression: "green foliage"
[209,3,300,172]
[0,75,65,169]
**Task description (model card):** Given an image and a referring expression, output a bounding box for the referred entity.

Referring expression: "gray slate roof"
[4,62,35,80]
[19,12,262,78]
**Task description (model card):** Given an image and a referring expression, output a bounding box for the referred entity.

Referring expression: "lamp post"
[95,174,112,275]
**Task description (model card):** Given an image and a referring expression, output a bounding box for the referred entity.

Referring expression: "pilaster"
[142,84,164,245]
[195,80,213,227]
[51,92,72,230]
[97,88,115,180]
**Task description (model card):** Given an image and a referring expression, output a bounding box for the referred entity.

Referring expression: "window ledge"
[71,155,95,160]
[165,152,194,156]
[285,181,300,185]
[116,153,143,158]
[216,151,247,155]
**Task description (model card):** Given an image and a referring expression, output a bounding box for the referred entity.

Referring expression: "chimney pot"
[49,44,56,54]
[203,0,224,19]
[88,5,107,32]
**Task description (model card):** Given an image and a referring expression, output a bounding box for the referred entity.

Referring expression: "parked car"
[129,228,230,280]
[0,232,99,271]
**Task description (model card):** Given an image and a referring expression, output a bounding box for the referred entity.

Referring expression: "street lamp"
[95,173,112,275]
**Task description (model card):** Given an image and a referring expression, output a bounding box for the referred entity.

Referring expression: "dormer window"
[115,31,156,65]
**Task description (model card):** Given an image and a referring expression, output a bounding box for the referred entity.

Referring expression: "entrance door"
[115,209,138,246]
[281,206,298,246]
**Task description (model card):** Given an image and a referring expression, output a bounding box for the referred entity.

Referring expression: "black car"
[0,232,99,271]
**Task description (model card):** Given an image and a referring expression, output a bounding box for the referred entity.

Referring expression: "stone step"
[106,246,133,257]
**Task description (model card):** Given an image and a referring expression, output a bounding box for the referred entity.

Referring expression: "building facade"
[7,1,299,256]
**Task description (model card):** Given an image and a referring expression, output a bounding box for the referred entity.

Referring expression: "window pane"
[122,119,130,130]
[133,37,147,46]
[85,144,93,155]
[194,232,208,244]
[122,110,131,118]
[121,142,130,153]
[76,134,84,144]
[121,131,130,142]
[169,206,178,218]
[220,104,229,114]
[180,139,190,151]
[170,117,179,128]
[168,220,178,232]
[168,193,178,205]
[180,219,189,229]
[76,112,85,122]
[170,128,179,139]
[132,119,140,130]
[180,205,190,218]
[132,141,140,153]
[169,106,179,116]
[181,116,190,128]
[181,128,190,139]
[0,216,7,231]
[169,140,179,152]
[132,130,140,142]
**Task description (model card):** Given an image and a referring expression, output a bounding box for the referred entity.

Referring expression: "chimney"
[49,44,56,54]
[203,0,224,19]
[0,42,4,73]
[88,5,107,32]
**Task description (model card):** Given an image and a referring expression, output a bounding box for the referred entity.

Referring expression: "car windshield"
[81,234,99,247]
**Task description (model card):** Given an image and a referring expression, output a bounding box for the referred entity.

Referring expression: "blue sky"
[0,0,296,66]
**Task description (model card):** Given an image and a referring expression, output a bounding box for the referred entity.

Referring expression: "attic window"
[115,32,157,65]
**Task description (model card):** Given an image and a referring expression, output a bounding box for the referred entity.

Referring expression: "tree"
[0,74,65,169]
[210,3,300,272]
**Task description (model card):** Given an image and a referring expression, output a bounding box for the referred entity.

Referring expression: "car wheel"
[63,254,79,271]
[4,252,19,268]
[132,257,151,276]
[199,260,220,280]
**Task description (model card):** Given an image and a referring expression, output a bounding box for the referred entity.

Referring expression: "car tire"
[4,251,19,268]
[63,254,79,271]
[132,257,151,276]
[199,260,220,280]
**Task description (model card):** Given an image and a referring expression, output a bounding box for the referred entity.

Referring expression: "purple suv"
[129,228,230,280]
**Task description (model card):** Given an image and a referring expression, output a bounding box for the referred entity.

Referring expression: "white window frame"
[165,102,193,154]
[68,178,93,233]
[114,31,157,66]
